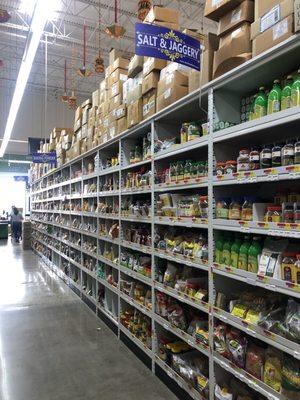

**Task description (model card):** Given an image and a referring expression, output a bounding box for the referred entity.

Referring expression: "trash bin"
[0,221,9,239]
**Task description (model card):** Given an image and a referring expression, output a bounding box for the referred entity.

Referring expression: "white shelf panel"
[154,177,208,192]
[154,249,209,272]
[119,324,152,358]
[119,291,152,318]
[120,240,152,255]
[119,264,152,286]
[97,276,119,295]
[97,304,118,326]
[121,187,152,195]
[120,215,151,224]
[154,216,208,229]
[154,136,208,161]
[121,158,152,171]
[98,166,119,177]
[98,235,120,245]
[98,213,119,220]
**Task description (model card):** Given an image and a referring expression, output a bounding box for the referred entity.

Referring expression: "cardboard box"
[143,57,167,77]
[100,79,107,92]
[117,117,127,135]
[142,71,160,95]
[160,63,190,80]
[92,89,99,107]
[81,124,88,139]
[127,99,143,128]
[156,86,188,112]
[109,94,122,111]
[251,0,294,39]
[150,21,180,30]
[218,0,254,36]
[296,0,300,32]
[109,68,128,85]
[115,104,126,120]
[252,14,294,56]
[75,106,82,122]
[204,0,246,21]
[128,55,144,78]
[108,111,116,124]
[99,90,108,103]
[72,141,81,158]
[142,90,156,119]
[109,48,121,65]
[189,70,200,93]
[105,65,112,78]
[201,33,219,85]
[144,6,179,23]
[109,121,117,138]
[127,84,143,105]
[74,118,81,133]
[112,57,129,72]
[110,81,123,98]
[182,28,204,41]
[82,106,91,126]
[213,23,252,79]
[100,101,109,116]
[157,72,188,97]
[81,138,87,154]
[255,0,285,19]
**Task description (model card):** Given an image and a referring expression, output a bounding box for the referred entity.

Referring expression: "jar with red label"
[249,149,260,170]
[237,149,250,172]
[225,160,237,174]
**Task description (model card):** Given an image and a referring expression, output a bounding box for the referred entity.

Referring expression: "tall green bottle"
[247,237,262,273]
[230,234,242,268]
[281,75,293,110]
[291,69,300,107]
[238,235,251,270]
[267,80,282,114]
[254,87,267,119]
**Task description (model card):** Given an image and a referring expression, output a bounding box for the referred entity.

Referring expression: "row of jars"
[216,140,300,175]
[155,160,208,185]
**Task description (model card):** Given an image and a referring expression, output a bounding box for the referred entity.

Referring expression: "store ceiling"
[0,0,216,97]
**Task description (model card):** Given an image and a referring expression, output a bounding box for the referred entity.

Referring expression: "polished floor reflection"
[0,241,175,400]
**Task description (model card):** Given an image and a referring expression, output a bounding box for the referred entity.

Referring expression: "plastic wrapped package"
[263,349,282,392]
[163,262,179,287]
[215,385,233,400]
[245,344,265,380]
[226,329,248,368]
[282,354,300,399]
[167,304,187,331]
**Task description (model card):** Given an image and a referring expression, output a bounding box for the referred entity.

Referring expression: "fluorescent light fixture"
[0,159,31,165]
[0,0,61,158]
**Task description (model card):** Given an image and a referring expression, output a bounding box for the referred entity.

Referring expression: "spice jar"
[281,252,297,282]
[180,123,188,143]
[271,144,282,167]
[241,197,254,221]
[216,162,226,176]
[294,203,300,223]
[265,205,282,222]
[283,203,294,223]
[237,149,250,172]
[260,146,272,169]
[229,198,242,220]
[199,196,208,219]
[225,160,237,174]
[295,140,300,164]
[282,141,294,166]
[216,199,229,219]
[294,255,300,285]
[249,149,260,170]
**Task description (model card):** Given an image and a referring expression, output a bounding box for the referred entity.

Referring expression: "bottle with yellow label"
[281,75,293,110]
[267,80,282,115]
[291,69,300,107]
[254,87,267,119]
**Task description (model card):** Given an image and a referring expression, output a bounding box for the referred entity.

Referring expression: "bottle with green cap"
[238,235,251,270]
[215,233,224,264]
[291,69,300,107]
[267,80,282,115]
[281,76,294,110]
[230,234,243,268]
[247,236,262,273]
[249,95,257,121]
[222,234,233,266]
[254,87,267,119]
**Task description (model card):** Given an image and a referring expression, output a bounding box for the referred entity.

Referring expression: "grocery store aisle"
[0,241,176,400]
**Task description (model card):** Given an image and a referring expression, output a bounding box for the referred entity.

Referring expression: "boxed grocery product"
[252,14,294,56]
[128,55,144,78]
[160,62,190,80]
[108,111,116,124]
[74,118,81,132]
[156,85,188,111]
[72,140,81,158]
[109,48,121,64]
[109,68,128,86]
[109,94,122,111]
[218,0,254,36]
[157,72,188,97]
[99,89,108,103]
[88,107,97,128]
[92,89,99,107]
[144,5,179,23]
[254,0,288,19]
[100,101,109,116]
[295,0,300,32]
[117,117,127,135]
[143,57,167,77]
[112,57,129,72]
[204,0,246,21]
[201,33,219,85]
[109,121,117,138]
[213,22,252,79]
[127,99,143,128]
[142,71,160,95]
[127,84,143,105]
[110,81,123,98]
[142,89,156,119]
[114,104,126,120]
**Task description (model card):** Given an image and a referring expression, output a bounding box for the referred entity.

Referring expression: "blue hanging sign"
[135,23,201,71]
[32,152,57,164]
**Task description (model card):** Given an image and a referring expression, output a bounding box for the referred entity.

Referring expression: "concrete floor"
[0,241,177,400]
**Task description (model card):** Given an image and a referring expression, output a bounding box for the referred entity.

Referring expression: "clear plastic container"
[241,197,254,221]
[216,199,229,219]
[237,149,250,172]
[281,142,294,166]
[229,198,241,220]
[260,146,272,169]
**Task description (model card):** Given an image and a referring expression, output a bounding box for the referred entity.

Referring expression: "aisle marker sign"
[32,152,57,164]
[135,23,201,71]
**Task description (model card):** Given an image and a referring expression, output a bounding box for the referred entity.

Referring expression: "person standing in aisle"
[10,206,23,243]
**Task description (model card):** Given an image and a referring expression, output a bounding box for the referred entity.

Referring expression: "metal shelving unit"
[31,35,300,400]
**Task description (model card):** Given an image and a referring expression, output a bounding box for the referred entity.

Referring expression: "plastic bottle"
[281,75,293,110]
[230,234,242,268]
[254,87,267,119]
[221,235,233,266]
[291,69,300,107]
[238,235,251,270]
[214,234,224,264]
[247,237,262,273]
[267,80,282,114]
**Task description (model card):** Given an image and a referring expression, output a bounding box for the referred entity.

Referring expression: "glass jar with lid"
[265,205,282,222]
[241,197,255,221]
[229,198,242,220]
[199,196,208,219]
[216,162,226,176]
[271,144,282,167]
[225,160,237,174]
[282,141,294,166]
[295,139,300,164]
[216,198,229,219]
[237,149,250,172]
[260,146,272,169]
[249,148,260,170]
